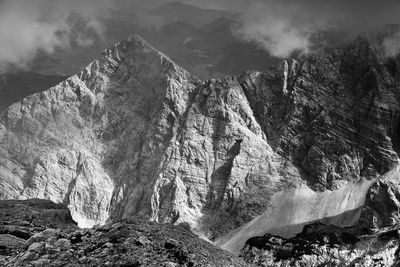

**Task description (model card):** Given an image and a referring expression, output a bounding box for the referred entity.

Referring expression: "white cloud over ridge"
[0,0,109,70]
[234,0,400,58]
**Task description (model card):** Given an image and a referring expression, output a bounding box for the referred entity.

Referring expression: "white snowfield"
[216,165,400,254]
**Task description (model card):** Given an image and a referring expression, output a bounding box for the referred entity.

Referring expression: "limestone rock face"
[359,175,400,230]
[1,35,400,253]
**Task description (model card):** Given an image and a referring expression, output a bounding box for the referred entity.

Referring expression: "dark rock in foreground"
[241,222,400,266]
[0,199,245,267]
[0,199,77,265]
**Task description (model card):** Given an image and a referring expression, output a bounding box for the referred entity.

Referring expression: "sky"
[235,0,400,58]
[0,0,110,70]
[1,0,400,71]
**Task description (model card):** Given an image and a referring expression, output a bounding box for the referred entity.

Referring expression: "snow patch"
[216,178,377,254]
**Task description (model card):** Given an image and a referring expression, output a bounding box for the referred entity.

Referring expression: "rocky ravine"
[1,34,400,264]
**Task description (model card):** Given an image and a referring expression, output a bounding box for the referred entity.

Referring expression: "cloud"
[233,1,322,58]
[0,0,110,71]
[234,0,400,58]
[382,31,400,58]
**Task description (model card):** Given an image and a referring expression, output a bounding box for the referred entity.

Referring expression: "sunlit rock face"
[1,35,400,256]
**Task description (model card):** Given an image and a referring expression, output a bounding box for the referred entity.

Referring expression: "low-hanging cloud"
[0,0,110,71]
[234,0,400,58]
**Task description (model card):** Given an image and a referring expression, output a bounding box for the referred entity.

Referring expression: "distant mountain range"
[23,2,276,80]
[150,1,233,27]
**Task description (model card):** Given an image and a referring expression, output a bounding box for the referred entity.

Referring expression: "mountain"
[1,35,280,235]
[150,2,232,27]
[0,72,66,113]
[1,35,400,265]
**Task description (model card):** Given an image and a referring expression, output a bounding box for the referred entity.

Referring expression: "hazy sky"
[235,0,400,57]
[1,0,400,71]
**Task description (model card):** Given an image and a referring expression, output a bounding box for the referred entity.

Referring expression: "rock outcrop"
[240,222,400,266]
[0,199,245,267]
[0,199,77,265]
[1,34,400,262]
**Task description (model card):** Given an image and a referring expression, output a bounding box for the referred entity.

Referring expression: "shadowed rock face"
[1,35,400,253]
[241,39,400,191]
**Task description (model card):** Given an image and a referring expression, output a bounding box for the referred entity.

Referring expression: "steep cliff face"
[1,35,400,254]
[241,39,400,191]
